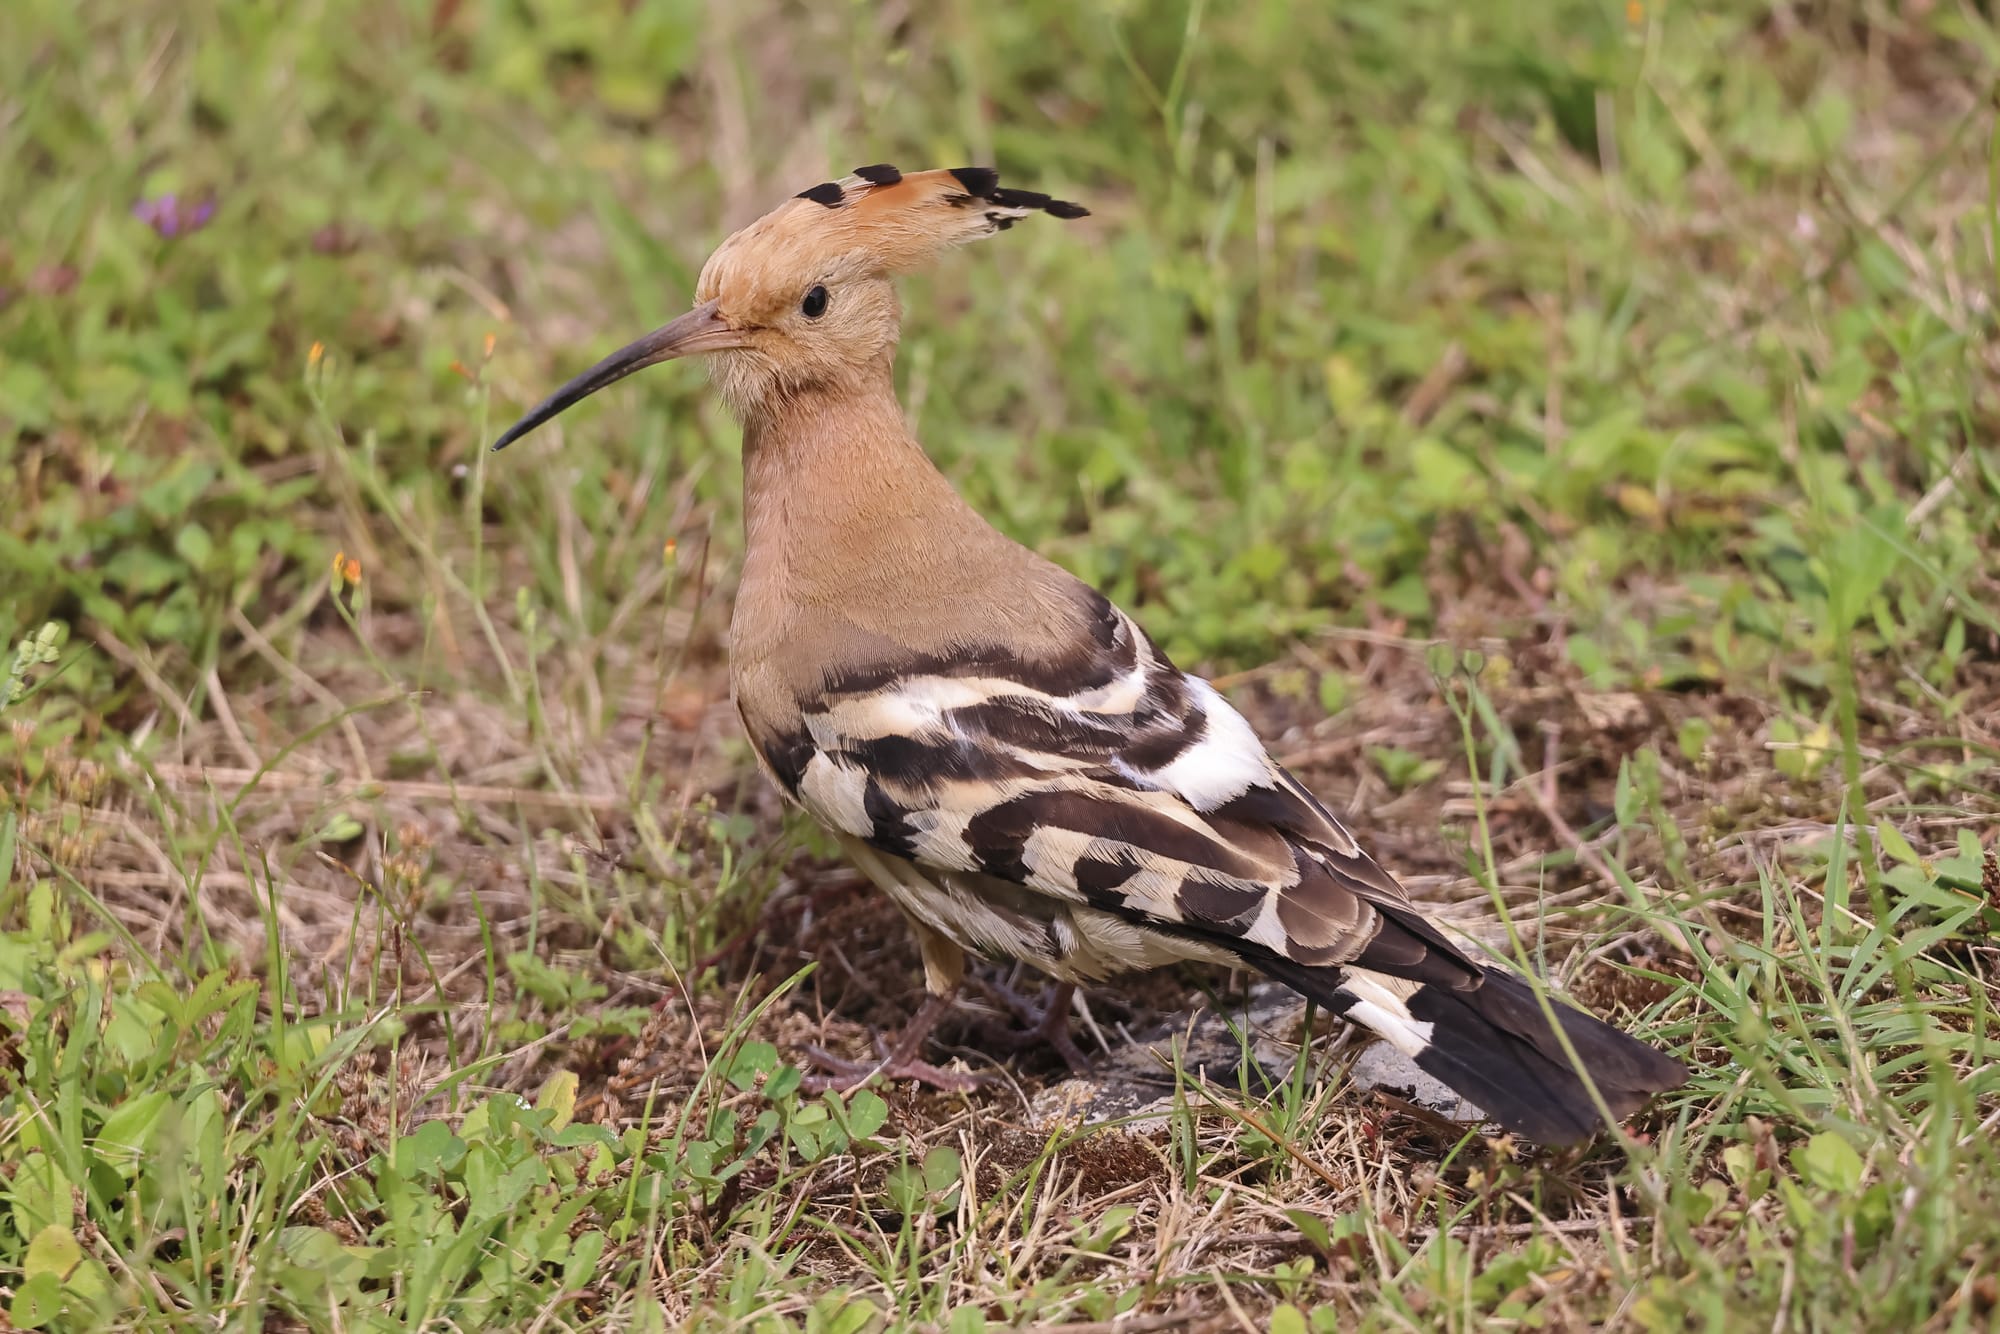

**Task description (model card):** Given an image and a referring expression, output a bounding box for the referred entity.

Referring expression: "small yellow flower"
[448,359,473,382]
[1626,0,1644,24]
[331,550,362,591]
[308,340,325,369]
[482,331,497,361]
[662,538,678,563]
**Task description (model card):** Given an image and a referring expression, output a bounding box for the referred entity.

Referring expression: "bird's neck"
[725,362,1103,728]
[732,363,1027,650]
[743,367,979,569]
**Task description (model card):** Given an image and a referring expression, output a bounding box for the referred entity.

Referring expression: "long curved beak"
[490,299,742,452]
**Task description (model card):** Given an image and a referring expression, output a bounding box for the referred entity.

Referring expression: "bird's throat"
[732,371,1023,651]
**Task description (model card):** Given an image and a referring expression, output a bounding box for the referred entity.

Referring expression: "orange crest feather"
[698,166,1087,302]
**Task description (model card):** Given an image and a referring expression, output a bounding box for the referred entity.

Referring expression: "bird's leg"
[799,989,988,1093]
[799,923,986,1093]
[975,976,1093,1075]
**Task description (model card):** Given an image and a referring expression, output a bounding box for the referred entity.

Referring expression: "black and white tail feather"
[756,587,1687,1145]
[1258,956,1683,1145]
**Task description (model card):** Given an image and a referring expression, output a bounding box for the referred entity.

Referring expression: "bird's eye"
[800,284,830,319]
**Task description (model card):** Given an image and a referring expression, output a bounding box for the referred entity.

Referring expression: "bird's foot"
[797,991,988,1094]
[797,1045,989,1094]
[974,979,1094,1075]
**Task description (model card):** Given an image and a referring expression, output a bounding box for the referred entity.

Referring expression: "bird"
[492,164,1688,1145]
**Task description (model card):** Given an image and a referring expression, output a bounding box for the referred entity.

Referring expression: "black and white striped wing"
[759,594,1481,994]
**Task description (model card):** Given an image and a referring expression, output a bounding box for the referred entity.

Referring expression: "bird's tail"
[1259,956,1686,1145]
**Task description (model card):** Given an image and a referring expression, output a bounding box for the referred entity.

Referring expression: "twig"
[149,762,626,813]
[1524,724,1627,897]
[1023,1308,1216,1334]
[203,666,262,770]
[1410,1215,1641,1242]
[229,607,375,780]
[1402,340,1469,427]
[87,624,194,736]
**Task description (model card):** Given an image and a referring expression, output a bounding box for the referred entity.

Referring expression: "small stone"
[1348,1043,1485,1122]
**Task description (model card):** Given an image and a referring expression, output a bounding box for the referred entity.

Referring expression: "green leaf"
[728,1041,779,1092]
[99,547,184,596]
[817,1296,882,1334]
[95,1090,171,1178]
[277,1227,374,1294]
[1270,1303,1309,1334]
[565,1230,607,1288]
[397,1119,467,1178]
[474,1154,548,1219]
[1406,437,1480,508]
[311,813,364,845]
[789,1120,826,1162]
[1769,716,1832,781]
[1875,820,1921,868]
[23,1224,82,1281]
[844,1088,888,1140]
[9,1272,63,1329]
[458,1100,493,1144]
[9,1153,75,1238]
[1613,757,1637,827]
[1821,512,1901,633]
[536,1070,579,1132]
[173,522,214,567]
[1283,1208,1332,1252]
[882,1162,924,1214]
[276,1019,338,1076]
[185,1086,228,1194]
[1720,1143,1764,1197]
[504,951,607,1008]
[104,998,165,1062]
[922,1145,962,1193]
[1368,745,1444,793]
[1075,1206,1136,1253]
[551,1122,620,1151]
[1797,1131,1864,1193]
[1317,671,1349,715]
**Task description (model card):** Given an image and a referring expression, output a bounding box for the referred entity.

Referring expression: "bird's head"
[492,165,1087,449]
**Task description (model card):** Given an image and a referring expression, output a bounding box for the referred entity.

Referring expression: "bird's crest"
[699,166,1087,298]
[789,165,1088,272]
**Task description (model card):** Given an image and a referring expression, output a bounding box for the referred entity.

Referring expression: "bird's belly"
[835,835,1233,983]
[1035,902,1240,982]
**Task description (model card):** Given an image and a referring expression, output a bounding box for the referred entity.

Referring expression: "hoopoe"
[494,165,1687,1145]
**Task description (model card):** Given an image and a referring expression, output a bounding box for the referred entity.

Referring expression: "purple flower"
[133,193,216,238]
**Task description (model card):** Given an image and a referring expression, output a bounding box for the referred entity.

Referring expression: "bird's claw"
[797,1045,989,1094]
[973,979,1094,1075]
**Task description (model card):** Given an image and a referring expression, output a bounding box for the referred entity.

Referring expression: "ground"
[3,0,2000,1329]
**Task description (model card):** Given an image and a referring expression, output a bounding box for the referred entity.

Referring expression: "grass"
[3,0,2000,1327]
